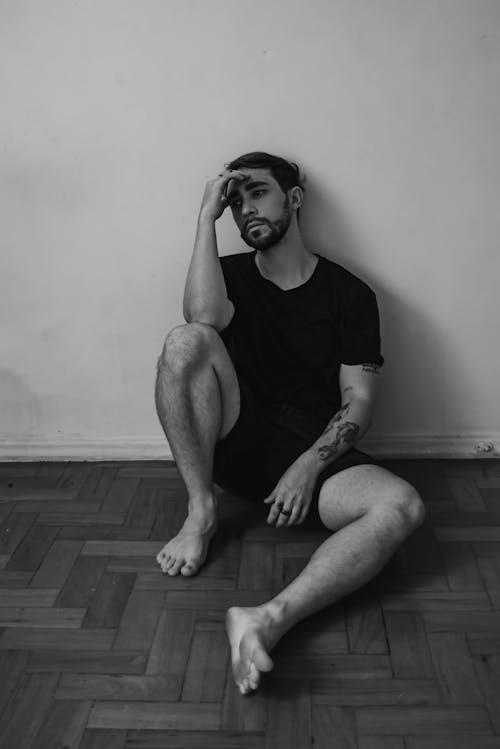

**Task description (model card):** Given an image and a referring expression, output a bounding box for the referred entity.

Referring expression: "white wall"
[1,0,499,459]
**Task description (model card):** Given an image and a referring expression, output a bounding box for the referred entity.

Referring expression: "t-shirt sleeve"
[340,283,384,367]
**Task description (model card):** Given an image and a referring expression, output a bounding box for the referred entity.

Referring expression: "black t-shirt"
[219,251,384,425]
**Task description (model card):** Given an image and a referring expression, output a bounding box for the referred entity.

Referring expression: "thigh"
[316,463,415,531]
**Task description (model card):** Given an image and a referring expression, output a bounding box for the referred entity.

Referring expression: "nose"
[241,199,256,218]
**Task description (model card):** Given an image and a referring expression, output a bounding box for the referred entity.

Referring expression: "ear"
[289,185,304,212]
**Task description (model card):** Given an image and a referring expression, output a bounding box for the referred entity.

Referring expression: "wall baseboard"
[0,433,498,461]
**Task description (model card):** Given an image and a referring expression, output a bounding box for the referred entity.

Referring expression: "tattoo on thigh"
[317,421,360,461]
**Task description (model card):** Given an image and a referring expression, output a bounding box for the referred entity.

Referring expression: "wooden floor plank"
[82,571,135,629]
[406,738,500,749]
[146,609,195,685]
[474,653,500,734]
[5,524,60,572]
[30,699,91,749]
[0,606,86,628]
[440,541,485,591]
[311,678,440,705]
[79,729,127,749]
[30,539,83,589]
[312,705,357,749]
[58,525,150,540]
[358,739,405,749]
[181,628,228,702]
[87,701,221,730]
[113,590,164,652]
[427,632,484,705]
[0,588,58,607]
[0,627,115,650]
[55,555,108,608]
[0,512,38,557]
[384,611,435,678]
[0,673,58,749]
[0,650,30,717]
[356,706,492,735]
[237,542,274,590]
[124,730,263,748]
[27,649,146,673]
[346,593,387,654]
[264,680,311,749]
[56,674,180,701]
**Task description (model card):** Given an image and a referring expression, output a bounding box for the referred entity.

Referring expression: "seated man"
[155,151,425,695]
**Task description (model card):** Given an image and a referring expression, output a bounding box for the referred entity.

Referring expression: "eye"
[230,199,242,210]
[253,190,266,198]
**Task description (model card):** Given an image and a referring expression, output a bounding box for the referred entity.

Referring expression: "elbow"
[182,307,224,331]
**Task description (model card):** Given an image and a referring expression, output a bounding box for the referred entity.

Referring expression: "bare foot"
[156,513,217,576]
[225,605,280,695]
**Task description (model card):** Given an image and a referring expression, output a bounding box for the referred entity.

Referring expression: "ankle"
[186,495,218,530]
[258,599,289,633]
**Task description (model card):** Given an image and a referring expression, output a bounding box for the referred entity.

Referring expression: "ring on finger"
[279,508,292,517]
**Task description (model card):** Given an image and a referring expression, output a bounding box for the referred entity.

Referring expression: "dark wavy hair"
[225,151,305,196]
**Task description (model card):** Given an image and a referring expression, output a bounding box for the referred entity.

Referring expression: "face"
[226,168,294,251]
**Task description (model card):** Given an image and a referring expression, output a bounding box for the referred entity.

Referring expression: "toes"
[167,558,184,576]
[160,556,173,573]
[156,549,167,564]
[180,561,198,577]
[239,677,250,695]
[248,662,260,691]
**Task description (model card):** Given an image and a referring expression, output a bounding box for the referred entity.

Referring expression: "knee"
[380,480,426,536]
[157,322,218,375]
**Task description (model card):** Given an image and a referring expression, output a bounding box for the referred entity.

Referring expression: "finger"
[267,500,283,526]
[275,504,294,528]
[284,504,302,527]
[263,490,277,505]
[296,501,312,525]
[217,169,248,184]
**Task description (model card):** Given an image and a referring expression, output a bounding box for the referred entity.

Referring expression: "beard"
[240,197,293,251]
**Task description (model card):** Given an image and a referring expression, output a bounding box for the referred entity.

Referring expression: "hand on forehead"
[225,167,273,199]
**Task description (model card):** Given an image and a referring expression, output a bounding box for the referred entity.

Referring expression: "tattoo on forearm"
[323,402,350,434]
[362,363,380,374]
[317,421,360,461]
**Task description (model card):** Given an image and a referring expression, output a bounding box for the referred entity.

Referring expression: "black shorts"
[213,377,379,527]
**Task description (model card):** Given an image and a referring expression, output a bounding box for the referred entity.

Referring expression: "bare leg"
[226,465,425,693]
[155,322,240,576]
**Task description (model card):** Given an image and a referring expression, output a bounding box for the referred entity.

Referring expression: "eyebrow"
[226,180,269,203]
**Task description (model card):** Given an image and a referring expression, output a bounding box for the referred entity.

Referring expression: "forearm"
[183,214,230,326]
[303,396,373,473]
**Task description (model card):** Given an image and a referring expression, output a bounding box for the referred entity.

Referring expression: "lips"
[245,221,266,231]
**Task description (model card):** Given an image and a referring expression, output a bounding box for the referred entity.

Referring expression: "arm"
[183,169,246,330]
[303,362,380,472]
[264,362,381,526]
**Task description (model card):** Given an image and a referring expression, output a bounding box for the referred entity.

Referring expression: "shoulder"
[317,254,377,303]
[220,251,255,270]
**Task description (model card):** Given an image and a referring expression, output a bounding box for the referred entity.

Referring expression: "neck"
[255,223,316,286]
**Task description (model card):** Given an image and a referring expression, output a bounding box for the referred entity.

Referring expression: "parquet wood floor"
[1,459,500,748]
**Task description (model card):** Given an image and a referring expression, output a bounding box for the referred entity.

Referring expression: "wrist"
[198,209,218,225]
[300,449,325,476]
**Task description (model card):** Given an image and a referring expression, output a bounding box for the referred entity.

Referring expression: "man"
[155,152,425,695]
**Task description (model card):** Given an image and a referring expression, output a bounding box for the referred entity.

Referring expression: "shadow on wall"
[0,370,42,438]
[300,176,454,435]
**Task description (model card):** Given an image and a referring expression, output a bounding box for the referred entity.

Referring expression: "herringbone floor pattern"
[1,459,500,748]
